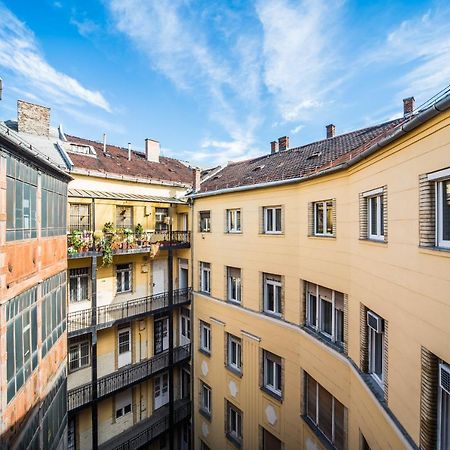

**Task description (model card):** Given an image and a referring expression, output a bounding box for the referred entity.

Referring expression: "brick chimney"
[145,138,160,163]
[326,124,336,139]
[193,167,201,192]
[271,141,279,154]
[278,136,289,151]
[17,100,50,136]
[403,97,415,118]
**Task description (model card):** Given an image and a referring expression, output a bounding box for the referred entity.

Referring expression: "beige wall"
[192,111,450,449]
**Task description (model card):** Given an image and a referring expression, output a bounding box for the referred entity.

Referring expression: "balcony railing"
[67,288,191,335]
[98,399,191,450]
[67,230,190,257]
[68,343,191,412]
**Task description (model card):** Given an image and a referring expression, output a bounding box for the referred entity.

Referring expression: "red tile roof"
[65,134,194,186]
[199,118,406,193]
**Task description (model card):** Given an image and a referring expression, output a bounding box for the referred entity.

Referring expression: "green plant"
[101,236,113,266]
[102,222,115,234]
[68,230,83,252]
[135,223,144,237]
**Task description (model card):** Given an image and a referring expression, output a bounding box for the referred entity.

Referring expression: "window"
[367,194,384,240]
[200,382,212,416]
[227,267,241,303]
[262,428,282,450]
[313,200,334,236]
[263,207,282,234]
[227,209,241,233]
[305,372,346,450]
[200,262,211,294]
[263,351,282,397]
[227,334,242,373]
[69,268,90,302]
[6,286,38,403]
[41,271,67,358]
[68,143,96,155]
[263,274,282,316]
[437,179,450,249]
[199,211,211,232]
[116,263,132,293]
[306,283,344,346]
[5,151,38,241]
[115,389,132,419]
[155,207,169,232]
[69,203,91,231]
[116,205,133,230]
[226,401,243,446]
[69,340,90,372]
[200,321,211,353]
[41,173,67,238]
[367,310,385,387]
[439,362,450,450]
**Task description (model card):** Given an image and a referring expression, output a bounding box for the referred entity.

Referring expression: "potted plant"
[68,230,83,254]
[102,222,115,234]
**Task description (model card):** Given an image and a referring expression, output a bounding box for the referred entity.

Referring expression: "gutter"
[189,92,450,199]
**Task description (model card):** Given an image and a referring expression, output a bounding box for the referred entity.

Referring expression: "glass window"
[305,372,346,450]
[263,351,282,397]
[69,341,90,372]
[69,203,91,231]
[439,362,450,450]
[116,263,132,293]
[200,262,211,294]
[367,194,384,240]
[367,310,384,387]
[69,268,90,302]
[201,382,212,415]
[200,321,211,353]
[227,334,242,373]
[227,209,241,233]
[263,274,282,316]
[437,179,450,248]
[264,207,282,233]
[116,205,133,230]
[227,267,241,303]
[115,389,132,419]
[262,428,282,450]
[155,207,169,232]
[199,211,211,232]
[41,173,67,238]
[314,200,334,236]
[227,402,242,444]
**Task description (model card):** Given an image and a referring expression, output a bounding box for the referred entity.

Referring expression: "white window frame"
[365,191,384,241]
[263,352,282,397]
[438,362,450,450]
[264,206,282,234]
[200,321,211,353]
[68,340,90,372]
[313,200,334,236]
[227,209,241,233]
[227,334,242,373]
[367,312,384,388]
[115,389,132,419]
[227,403,242,442]
[116,263,132,293]
[306,283,344,345]
[263,275,282,316]
[200,262,211,294]
[199,211,211,232]
[227,267,241,303]
[155,207,169,232]
[437,179,450,249]
[201,382,212,414]
[69,268,90,302]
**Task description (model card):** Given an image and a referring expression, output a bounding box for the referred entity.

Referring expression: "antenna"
[128,142,131,161]
[103,133,107,154]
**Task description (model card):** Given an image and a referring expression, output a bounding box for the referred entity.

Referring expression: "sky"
[0,0,449,167]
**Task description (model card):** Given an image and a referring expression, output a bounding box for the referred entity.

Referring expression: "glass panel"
[334,398,345,450]
[374,331,383,377]
[443,180,450,241]
[320,299,333,336]
[440,389,450,449]
[15,181,23,230]
[306,374,317,422]
[335,309,344,343]
[266,209,273,231]
[315,203,323,234]
[326,201,333,234]
[6,323,14,381]
[308,294,317,327]
[266,284,274,311]
[318,384,333,442]
[370,197,377,235]
[275,208,282,231]
[6,177,15,230]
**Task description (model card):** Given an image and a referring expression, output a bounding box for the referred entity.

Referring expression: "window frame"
[263,351,282,397]
[313,200,334,236]
[263,206,282,234]
[116,263,132,294]
[200,321,211,354]
[200,382,212,416]
[200,262,211,294]
[367,311,385,388]
[116,205,133,230]
[367,193,384,241]
[68,340,90,372]
[438,362,450,450]
[263,274,282,316]
[227,334,242,373]
[199,211,211,232]
[226,402,243,445]
[69,267,90,303]
[227,267,241,303]
[226,209,242,233]
[437,179,450,249]
[155,207,169,232]
[69,203,91,232]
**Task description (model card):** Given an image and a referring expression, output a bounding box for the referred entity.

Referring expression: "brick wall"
[17,100,50,136]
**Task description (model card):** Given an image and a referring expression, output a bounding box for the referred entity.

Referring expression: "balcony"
[68,343,191,413]
[67,230,190,259]
[98,399,191,450]
[68,288,191,337]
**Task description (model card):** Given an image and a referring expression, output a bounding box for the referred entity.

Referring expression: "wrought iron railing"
[67,230,190,256]
[68,344,191,412]
[67,288,191,334]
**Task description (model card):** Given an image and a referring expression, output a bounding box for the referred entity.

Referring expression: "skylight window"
[307,152,321,160]
[67,143,96,156]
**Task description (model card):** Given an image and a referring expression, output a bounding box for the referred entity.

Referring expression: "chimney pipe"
[103,133,107,154]
[193,167,201,192]
[403,97,415,118]
[270,141,279,154]
[145,138,160,163]
[326,124,336,139]
[128,142,131,161]
[278,136,289,151]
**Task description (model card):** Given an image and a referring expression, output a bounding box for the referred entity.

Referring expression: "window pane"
[380,196,384,236]
[335,309,344,343]
[326,202,333,234]
[442,180,450,241]
[267,209,273,231]
[320,299,333,335]
[370,197,377,235]
[440,389,450,449]
[306,374,317,422]
[308,295,317,327]
[318,384,333,442]
[275,208,282,231]
[334,398,345,450]
[374,332,383,377]
[315,203,323,234]
[6,178,15,230]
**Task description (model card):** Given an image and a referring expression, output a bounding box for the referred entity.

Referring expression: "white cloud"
[70,17,100,38]
[290,124,305,134]
[0,4,111,112]
[256,0,343,122]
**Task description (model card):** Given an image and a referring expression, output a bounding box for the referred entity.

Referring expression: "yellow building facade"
[191,99,450,449]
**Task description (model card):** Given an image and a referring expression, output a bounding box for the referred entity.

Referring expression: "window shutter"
[343,294,349,355]
[259,207,265,233]
[308,202,314,236]
[360,304,369,372]
[419,173,436,247]
[382,185,388,242]
[383,319,389,402]
[332,198,337,237]
[359,193,367,239]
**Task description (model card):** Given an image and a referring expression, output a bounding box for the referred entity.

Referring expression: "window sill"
[302,325,345,354]
[359,237,387,245]
[419,245,450,257]
[309,234,335,239]
[301,415,336,450]
[226,365,243,378]
[226,433,242,449]
[199,408,212,421]
[260,385,282,403]
[226,299,242,306]
[199,348,211,357]
[261,231,284,236]
[225,231,243,235]
[361,372,385,404]
[199,291,211,296]
[199,230,211,234]
[262,311,283,321]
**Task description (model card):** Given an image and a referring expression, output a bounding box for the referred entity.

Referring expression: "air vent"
[440,363,450,395]
[253,164,265,171]
[307,152,321,160]
[367,311,383,333]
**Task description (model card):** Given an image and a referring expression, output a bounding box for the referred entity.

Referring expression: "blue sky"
[0,0,449,166]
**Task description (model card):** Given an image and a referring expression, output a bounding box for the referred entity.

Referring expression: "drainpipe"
[168,218,175,450]
[189,197,195,449]
[91,198,98,450]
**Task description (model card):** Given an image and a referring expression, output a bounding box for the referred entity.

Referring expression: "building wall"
[192,111,450,449]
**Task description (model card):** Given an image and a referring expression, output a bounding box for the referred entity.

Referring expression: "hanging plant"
[102,222,115,234]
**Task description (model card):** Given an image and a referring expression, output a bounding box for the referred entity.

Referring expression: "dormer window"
[67,143,96,156]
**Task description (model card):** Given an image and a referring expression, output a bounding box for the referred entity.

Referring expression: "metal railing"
[68,343,191,412]
[99,399,191,450]
[67,288,191,334]
[67,230,190,256]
